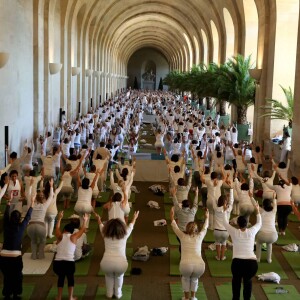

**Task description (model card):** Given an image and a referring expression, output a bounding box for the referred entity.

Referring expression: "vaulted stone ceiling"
[58,0,260,67]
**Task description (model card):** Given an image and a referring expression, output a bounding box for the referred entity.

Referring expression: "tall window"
[201,29,208,65]
[211,20,219,64]
[223,8,235,59]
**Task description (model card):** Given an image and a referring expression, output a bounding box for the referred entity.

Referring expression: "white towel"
[147,200,160,209]
[258,272,281,284]
[282,243,299,252]
[154,219,167,226]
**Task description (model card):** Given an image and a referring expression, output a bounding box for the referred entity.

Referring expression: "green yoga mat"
[275,229,298,245]
[98,248,133,276]
[206,249,288,279]
[288,213,300,222]
[167,225,179,246]
[98,191,111,203]
[205,249,233,277]
[164,193,173,204]
[86,220,98,243]
[75,252,93,276]
[216,282,255,300]
[282,252,300,278]
[262,284,300,300]
[203,229,215,243]
[257,252,288,279]
[170,248,181,276]
[0,284,35,299]
[170,282,207,300]
[96,284,132,299]
[46,284,86,300]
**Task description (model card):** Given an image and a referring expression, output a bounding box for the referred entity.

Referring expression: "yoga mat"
[86,220,98,243]
[288,213,300,222]
[96,284,132,299]
[75,252,93,276]
[170,248,180,276]
[282,252,300,278]
[0,284,35,299]
[257,252,288,279]
[170,282,207,300]
[98,248,133,276]
[129,193,136,203]
[262,284,300,300]
[216,282,255,300]
[275,229,299,245]
[203,229,215,243]
[165,206,171,221]
[46,284,86,300]
[205,249,232,277]
[23,253,54,275]
[164,192,173,204]
[167,225,179,246]
[98,191,111,203]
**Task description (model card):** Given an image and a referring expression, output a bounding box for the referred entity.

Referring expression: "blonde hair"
[185,222,199,237]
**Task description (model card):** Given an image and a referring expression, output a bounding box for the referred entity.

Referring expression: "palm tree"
[260,85,294,123]
[218,54,256,124]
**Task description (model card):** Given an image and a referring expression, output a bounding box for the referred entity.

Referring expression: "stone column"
[291,5,300,176]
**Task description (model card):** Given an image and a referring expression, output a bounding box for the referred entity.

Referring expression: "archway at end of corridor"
[127,47,170,90]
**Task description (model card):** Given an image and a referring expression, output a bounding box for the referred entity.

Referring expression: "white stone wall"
[0,0,34,167]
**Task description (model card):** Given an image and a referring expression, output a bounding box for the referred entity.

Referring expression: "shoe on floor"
[190,297,198,300]
[221,256,226,261]
[215,256,220,261]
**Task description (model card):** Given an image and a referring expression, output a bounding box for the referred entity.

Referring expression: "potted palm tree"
[218,54,256,141]
[260,85,294,136]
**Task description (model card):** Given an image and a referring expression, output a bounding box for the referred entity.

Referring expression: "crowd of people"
[0,89,299,300]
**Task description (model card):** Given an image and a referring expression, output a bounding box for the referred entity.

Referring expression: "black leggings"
[0,256,23,297]
[277,205,292,231]
[231,258,258,300]
[53,260,75,287]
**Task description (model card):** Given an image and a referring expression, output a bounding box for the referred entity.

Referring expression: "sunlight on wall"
[243,0,258,67]
[193,36,200,65]
[183,33,193,69]
[271,0,299,136]
[201,29,208,65]
[210,20,219,64]
[223,8,235,59]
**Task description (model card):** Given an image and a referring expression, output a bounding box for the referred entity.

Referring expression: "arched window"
[210,20,219,64]
[223,8,235,59]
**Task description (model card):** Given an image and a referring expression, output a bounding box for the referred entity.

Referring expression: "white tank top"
[55,233,76,261]
[108,202,126,222]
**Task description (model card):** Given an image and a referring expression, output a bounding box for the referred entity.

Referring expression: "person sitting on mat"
[170,206,208,300]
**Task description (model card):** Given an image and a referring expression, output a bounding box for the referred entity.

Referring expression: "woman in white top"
[256,198,278,263]
[24,170,42,210]
[74,169,101,227]
[213,184,234,261]
[154,128,165,155]
[265,175,292,235]
[45,180,64,238]
[223,203,261,300]
[254,170,276,200]
[280,131,291,164]
[291,176,300,204]
[27,178,54,259]
[96,211,139,299]
[22,140,35,173]
[170,206,208,300]
[53,211,88,300]
[103,183,131,224]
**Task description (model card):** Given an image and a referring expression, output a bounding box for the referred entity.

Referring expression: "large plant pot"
[205,109,216,119]
[236,124,251,142]
[219,115,230,127]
